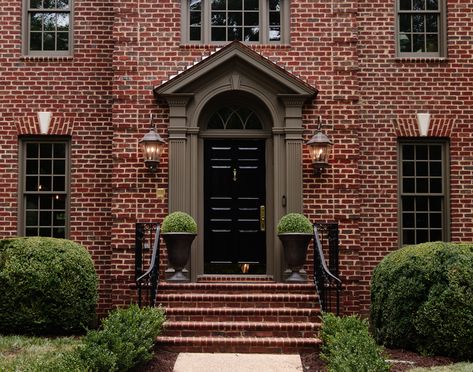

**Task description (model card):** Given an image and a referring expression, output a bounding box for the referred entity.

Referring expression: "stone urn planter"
[277,213,313,282]
[161,211,197,282]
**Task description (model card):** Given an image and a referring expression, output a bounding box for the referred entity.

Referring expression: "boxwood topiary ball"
[161,211,197,233]
[0,237,98,335]
[277,213,313,234]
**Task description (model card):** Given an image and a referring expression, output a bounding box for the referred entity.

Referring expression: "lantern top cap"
[306,130,332,145]
[139,127,166,144]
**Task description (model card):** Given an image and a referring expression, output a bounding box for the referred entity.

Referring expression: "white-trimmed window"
[396,0,446,57]
[23,0,73,56]
[183,0,289,44]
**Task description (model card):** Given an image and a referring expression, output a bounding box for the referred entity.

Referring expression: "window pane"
[426,14,438,32]
[54,195,66,209]
[53,228,65,238]
[53,211,66,226]
[190,27,201,41]
[57,13,69,31]
[430,145,442,160]
[403,145,414,159]
[402,161,414,176]
[26,195,39,209]
[417,229,428,243]
[211,27,226,41]
[228,0,242,10]
[26,176,38,191]
[39,228,51,236]
[190,0,201,10]
[190,12,201,26]
[430,229,442,241]
[269,0,280,11]
[212,12,226,25]
[246,12,258,26]
[415,145,428,160]
[426,0,438,10]
[245,0,259,10]
[26,228,38,236]
[402,197,415,211]
[30,33,42,50]
[54,160,66,174]
[30,0,42,8]
[270,12,280,26]
[430,197,442,211]
[430,213,442,228]
[27,143,39,158]
[399,14,411,32]
[26,211,38,226]
[426,35,438,52]
[416,197,428,211]
[40,211,51,226]
[412,15,425,32]
[228,27,242,40]
[269,27,280,41]
[43,32,55,50]
[403,229,415,245]
[413,0,425,10]
[403,178,415,193]
[416,162,428,176]
[53,176,65,191]
[430,178,442,193]
[56,0,69,8]
[39,176,52,191]
[43,13,55,31]
[43,0,55,8]
[430,162,441,176]
[416,213,428,228]
[40,159,52,174]
[244,27,259,41]
[53,143,66,158]
[413,34,425,52]
[211,0,226,10]
[57,32,69,50]
[40,143,53,158]
[30,13,42,31]
[228,12,242,26]
[40,195,52,209]
[26,160,38,174]
[400,0,411,10]
[403,213,415,228]
[416,178,428,193]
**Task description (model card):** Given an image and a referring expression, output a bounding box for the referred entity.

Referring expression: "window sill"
[394,56,448,63]
[20,55,74,62]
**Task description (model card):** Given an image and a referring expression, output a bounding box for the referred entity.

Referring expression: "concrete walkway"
[173,353,303,372]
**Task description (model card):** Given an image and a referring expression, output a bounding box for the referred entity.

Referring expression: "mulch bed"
[139,348,455,372]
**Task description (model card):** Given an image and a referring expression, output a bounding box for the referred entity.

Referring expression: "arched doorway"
[199,92,272,275]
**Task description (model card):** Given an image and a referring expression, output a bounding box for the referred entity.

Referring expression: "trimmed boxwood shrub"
[277,213,313,234]
[371,242,473,359]
[0,237,98,334]
[320,313,389,372]
[161,211,197,233]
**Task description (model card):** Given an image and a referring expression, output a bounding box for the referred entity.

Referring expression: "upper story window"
[23,0,73,56]
[396,0,446,57]
[183,0,288,44]
[19,138,70,238]
[399,140,449,245]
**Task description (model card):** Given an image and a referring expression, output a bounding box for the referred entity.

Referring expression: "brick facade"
[1,0,472,316]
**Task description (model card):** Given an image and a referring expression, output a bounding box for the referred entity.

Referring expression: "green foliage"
[77,304,165,371]
[320,313,390,372]
[0,237,98,335]
[276,213,312,234]
[161,211,197,233]
[370,242,473,360]
[411,363,473,372]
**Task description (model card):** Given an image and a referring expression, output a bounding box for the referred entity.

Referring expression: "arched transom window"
[207,106,263,129]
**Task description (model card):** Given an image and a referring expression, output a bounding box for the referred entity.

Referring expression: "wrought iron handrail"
[313,223,342,315]
[136,223,161,307]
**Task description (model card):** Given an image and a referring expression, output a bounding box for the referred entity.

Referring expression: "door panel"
[204,139,266,274]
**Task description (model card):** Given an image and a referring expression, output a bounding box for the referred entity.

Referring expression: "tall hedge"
[0,237,98,334]
[370,242,473,359]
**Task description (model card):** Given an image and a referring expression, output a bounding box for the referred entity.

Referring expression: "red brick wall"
[1,0,472,316]
[0,0,115,315]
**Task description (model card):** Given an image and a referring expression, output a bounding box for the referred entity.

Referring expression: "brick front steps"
[155,277,322,353]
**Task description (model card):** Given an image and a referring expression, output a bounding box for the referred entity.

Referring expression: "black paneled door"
[204,139,266,274]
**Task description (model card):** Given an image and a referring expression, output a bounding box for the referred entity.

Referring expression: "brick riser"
[155,280,322,353]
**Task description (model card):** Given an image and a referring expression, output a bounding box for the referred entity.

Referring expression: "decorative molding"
[15,114,75,136]
[393,117,456,137]
[230,73,240,90]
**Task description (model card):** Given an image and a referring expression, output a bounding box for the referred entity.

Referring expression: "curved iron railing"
[135,223,161,307]
[313,223,342,315]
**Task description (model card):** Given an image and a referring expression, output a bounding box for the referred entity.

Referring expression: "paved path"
[173,353,303,372]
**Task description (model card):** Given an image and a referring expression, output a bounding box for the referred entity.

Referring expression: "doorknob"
[233,168,237,182]
[260,205,266,232]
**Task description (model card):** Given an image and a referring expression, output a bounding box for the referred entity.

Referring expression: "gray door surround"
[154,41,317,281]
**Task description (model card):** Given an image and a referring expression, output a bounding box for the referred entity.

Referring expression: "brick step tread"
[164,307,321,316]
[164,321,321,330]
[197,275,275,282]
[156,336,322,347]
[157,293,318,302]
[159,282,316,292]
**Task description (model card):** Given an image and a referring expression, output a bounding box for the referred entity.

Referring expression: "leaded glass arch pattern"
[207,106,263,129]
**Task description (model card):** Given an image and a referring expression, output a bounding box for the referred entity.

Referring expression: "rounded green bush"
[370,242,473,359]
[0,237,98,335]
[277,213,312,234]
[161,211,197,233]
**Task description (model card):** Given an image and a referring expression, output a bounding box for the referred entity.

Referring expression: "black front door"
[204,139,266,274]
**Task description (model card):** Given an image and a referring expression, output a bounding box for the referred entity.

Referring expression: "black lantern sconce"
[139,114,166,172]
[306,116,333,177]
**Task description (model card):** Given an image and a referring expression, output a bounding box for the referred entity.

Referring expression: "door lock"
[260,205,266,232]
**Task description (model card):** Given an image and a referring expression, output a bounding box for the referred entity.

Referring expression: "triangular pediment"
[154,41,318,97]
